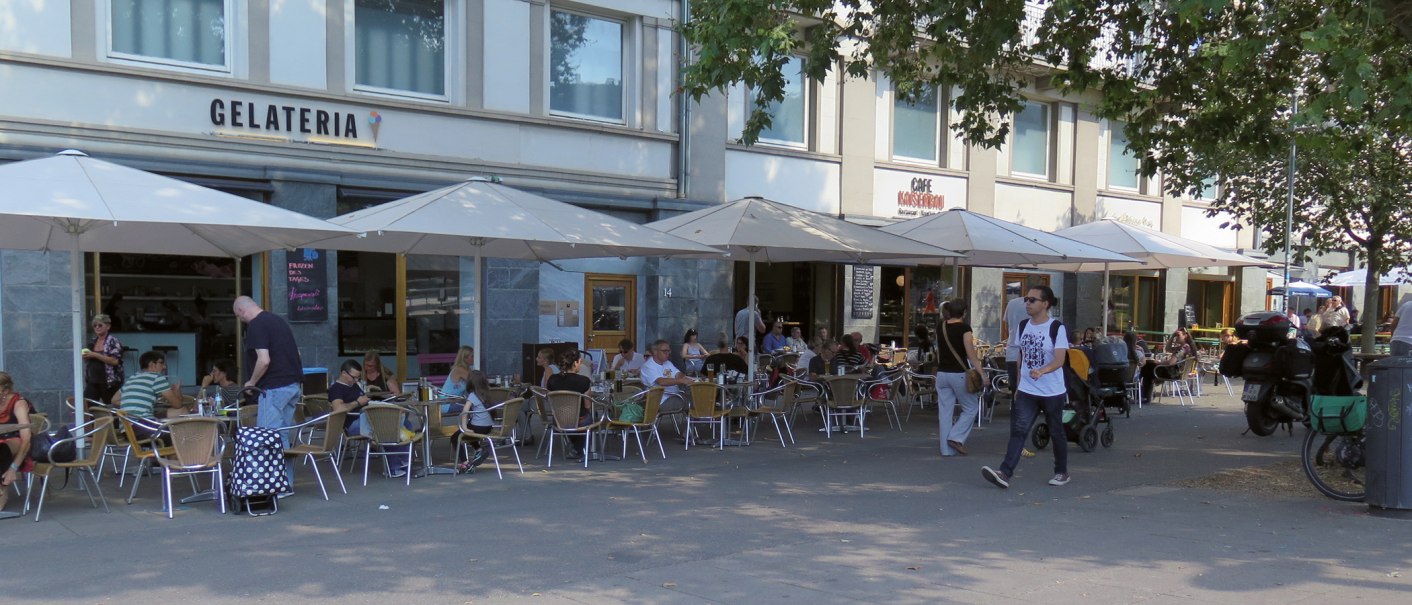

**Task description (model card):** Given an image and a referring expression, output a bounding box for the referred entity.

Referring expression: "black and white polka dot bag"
[228,426,289,513]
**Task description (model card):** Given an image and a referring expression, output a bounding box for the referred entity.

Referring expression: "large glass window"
[893,85,940,163]
[110,0,227,67]
[550,10,624,122]
[1012,100,1050,177]
[758,56,807,145]
[1109,121,1141,189]
[355,0,446,97]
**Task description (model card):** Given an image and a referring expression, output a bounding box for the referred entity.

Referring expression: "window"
[1198,177,1219,200]
[549,10,624,122]
[758,56,807,145]
[1012,100,1050,178]
[1108,121,1140,190]
[109,0,229,69]
[893,84,940,163]
[354,0,446,97]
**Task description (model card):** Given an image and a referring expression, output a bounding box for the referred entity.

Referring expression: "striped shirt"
[119,371,171,419]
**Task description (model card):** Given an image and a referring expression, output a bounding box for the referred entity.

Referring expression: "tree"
[680,0,1412,352]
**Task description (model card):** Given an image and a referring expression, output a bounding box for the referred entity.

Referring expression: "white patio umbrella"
[0,150,362,426]
[1325,268,1410,287]
[1040,218,1273,334]
[647,196,961,383]
[316,177,724,368]
[1268,281,1333,298]
[878,208,1138,305]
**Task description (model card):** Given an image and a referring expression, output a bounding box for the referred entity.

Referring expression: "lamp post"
[1282,95,1298,309]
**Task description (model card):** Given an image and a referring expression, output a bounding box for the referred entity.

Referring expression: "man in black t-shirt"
[234,296,303,495]
[327,360,369,435]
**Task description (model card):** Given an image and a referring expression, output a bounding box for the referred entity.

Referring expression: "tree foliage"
[680,0,1412,349]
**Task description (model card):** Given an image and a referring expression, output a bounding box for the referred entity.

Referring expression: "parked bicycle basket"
[1309,395,1366,434]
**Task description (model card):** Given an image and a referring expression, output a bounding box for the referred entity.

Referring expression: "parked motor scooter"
[1221,311,1313,436]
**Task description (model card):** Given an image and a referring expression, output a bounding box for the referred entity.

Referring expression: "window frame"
[546,7,629,125]
[743,54,810,149]
[1010,99,1052,180]
[347,0,456,103]
[103,0,236,75]
[890,83,944,165]
[1107,120,1142,192]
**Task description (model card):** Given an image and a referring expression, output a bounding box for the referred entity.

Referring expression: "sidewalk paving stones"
[4,391,1409,603]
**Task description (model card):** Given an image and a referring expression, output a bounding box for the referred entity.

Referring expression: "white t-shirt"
[1393,300,1412,344]
[1017,318,1069,397]
[1004,296,1030,361]
[611,351,646,373]
[640,357,683,397]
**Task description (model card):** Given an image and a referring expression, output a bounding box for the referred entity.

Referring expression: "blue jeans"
[257,383,301,485]
[1000,391,1068,478]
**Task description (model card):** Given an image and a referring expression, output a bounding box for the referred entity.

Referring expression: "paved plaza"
[5,391,1410,604]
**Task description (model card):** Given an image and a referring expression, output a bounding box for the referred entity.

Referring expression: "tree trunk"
[1362,248,1383,355]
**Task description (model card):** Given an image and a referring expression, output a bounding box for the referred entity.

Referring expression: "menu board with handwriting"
[287,249,328,322]
[851,265,875,320]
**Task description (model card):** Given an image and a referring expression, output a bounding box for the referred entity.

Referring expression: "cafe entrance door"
[585,274,636,354]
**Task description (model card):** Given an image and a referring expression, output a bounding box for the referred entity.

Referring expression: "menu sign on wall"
[851,265,875,320]
[287,249,328,322]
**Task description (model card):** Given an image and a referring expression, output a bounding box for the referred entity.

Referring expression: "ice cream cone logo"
[368,111,382,141]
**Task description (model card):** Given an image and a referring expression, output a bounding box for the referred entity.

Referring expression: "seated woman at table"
[362,351,402,397]
[1141,333,1194,404]
[0,371,34,515]
[609,339,646,376]
[455,369,496,471]
[681,329,710,375]
[546,350,592,460]
[834,333,867,372]
[1079,327,1097,346]
[536,348,559,389]
[440,345,475,413]
[733,336,752,361]
[1219,328,1242,348]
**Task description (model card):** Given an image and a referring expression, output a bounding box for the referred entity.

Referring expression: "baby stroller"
[1030,349,1114,453]
[1091,339,1137,418]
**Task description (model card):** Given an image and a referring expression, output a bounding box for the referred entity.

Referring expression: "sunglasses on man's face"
[1023,297,1042,304]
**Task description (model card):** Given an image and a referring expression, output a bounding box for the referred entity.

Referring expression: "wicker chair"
[153,417,226,518]
[28,417,114,522]
[359,403,422,486]
[113,411,176,505]
[85,405,136,485]
[862,371,904,431]
[747,382,797,447]
[821,376,865,438]
[545,391,601,468]
[606,387,667,462]
[685,382,728,450]
[456,398,526,479]
[282,411,348,500]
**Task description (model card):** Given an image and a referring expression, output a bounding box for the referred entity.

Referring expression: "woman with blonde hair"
[362,351,402,396]
[440,345,475,412]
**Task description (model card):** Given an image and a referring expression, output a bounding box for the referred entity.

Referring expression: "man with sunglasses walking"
[983,286,1071,489]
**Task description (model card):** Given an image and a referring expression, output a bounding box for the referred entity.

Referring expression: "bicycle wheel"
[1300,429,1366,502]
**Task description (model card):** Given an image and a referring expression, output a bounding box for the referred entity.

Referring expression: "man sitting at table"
[328,359,371,435]
[642,339,694,399]
[114,351,187,438]
[763,320,789,353]
[609,339,646,376]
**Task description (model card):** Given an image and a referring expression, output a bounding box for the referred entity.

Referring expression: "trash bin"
[1364,357,1412,517]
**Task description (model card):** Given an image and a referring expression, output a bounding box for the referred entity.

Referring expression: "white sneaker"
[1048,473,1071,486]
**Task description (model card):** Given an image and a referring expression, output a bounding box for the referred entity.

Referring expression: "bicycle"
[1300,395,1366,502]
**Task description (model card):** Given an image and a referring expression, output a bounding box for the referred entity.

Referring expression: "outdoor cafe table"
[406,398,461,476]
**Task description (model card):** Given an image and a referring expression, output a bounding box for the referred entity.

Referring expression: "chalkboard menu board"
[851,265,875,320]
[287,249,328,322]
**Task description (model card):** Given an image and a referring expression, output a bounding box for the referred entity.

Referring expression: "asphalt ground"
[4,387,1410,604]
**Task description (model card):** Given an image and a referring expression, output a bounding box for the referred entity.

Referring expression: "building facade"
[1,0,1303,414]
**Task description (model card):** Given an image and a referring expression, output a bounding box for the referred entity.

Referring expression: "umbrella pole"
[1102,263,1110,336]
[71,237,85,434]
[747,259,757,386]
[473,250,482,369]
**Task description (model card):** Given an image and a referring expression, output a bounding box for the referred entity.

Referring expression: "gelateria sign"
[208,98,382,145]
